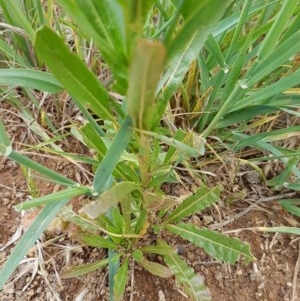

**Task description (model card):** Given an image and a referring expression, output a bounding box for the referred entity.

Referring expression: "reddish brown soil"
[1,102,300,301]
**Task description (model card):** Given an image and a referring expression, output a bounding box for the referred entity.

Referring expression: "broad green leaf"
[114,258,129,301]
[60,258,109,278]
[93,116,133,193]
[127,39,166,130]
[56,0,128,91]
[79,234,118,249]
[0,198,69,289]
[132,249,143,262]
[138,257,173,278]
[166,223,254,264]
[79,182,139,219]
[15,187,91,211]
[34,26,115,122]
[159,239,211,301]
[0,69,62,93]
[165,185,222,224]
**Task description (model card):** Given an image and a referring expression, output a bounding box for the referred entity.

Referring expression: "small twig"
[129,261,135,301]
[291,241,300,301]
[210,192,298,229]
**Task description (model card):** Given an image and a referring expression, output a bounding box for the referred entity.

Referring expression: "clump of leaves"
[2,0,300,300]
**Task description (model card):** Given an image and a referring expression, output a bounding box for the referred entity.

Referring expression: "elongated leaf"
[60,258,109,279]
[135,128,204,158]
[9,151,76,186]
[284,181,300,191]
[154,0,230,125]
[60,207,142,238]
[93,116,133,193]
[0,69,63,93]
[114,258,129,301]
[0,198,69,289]
[15,187,90,211]
[78,234,117,249]
[234,126,300,151]
[165,186,222,224]
[80,182,139,219]
[166,223,254,264]
[280,199,300,217]
[234,67,300,111]
[56,0,128,91]
[160,239,211,301]
[138,257,173,278]
[257,0,298,60]
[0,121,12,156]
[247,31,300,87]
[140,245,177,256]
[34,26,115,122]
[127,40,166,130]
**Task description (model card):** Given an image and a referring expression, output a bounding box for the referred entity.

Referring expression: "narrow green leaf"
[14,187,90,211]
[233,126,300,151]
[280,199,300,217]
[247,31,300,87]
[140,245,177,256]
[60,258,109,279]
[114,258,129,301]
[0,199,69,289]
[155,0,230,125]
[0,0,35,41]
[93,116,132,193]
[284,181,300,191]
[0,121,12,157]
[257,0,298,60]
[166,223,254,264]
[135,128,204,158]
[9,151,76,186]
[34,26,115,122]
[0,69,63,93]
[160,240,211,301]
[80,234,118,249]
[127,39,166,130]
[165,186,222,224]
[234,67,300,111]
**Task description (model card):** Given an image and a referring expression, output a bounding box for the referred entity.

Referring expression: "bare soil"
[0,101,300,301]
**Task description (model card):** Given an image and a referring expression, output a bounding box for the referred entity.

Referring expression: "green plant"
[1,0,300,300]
